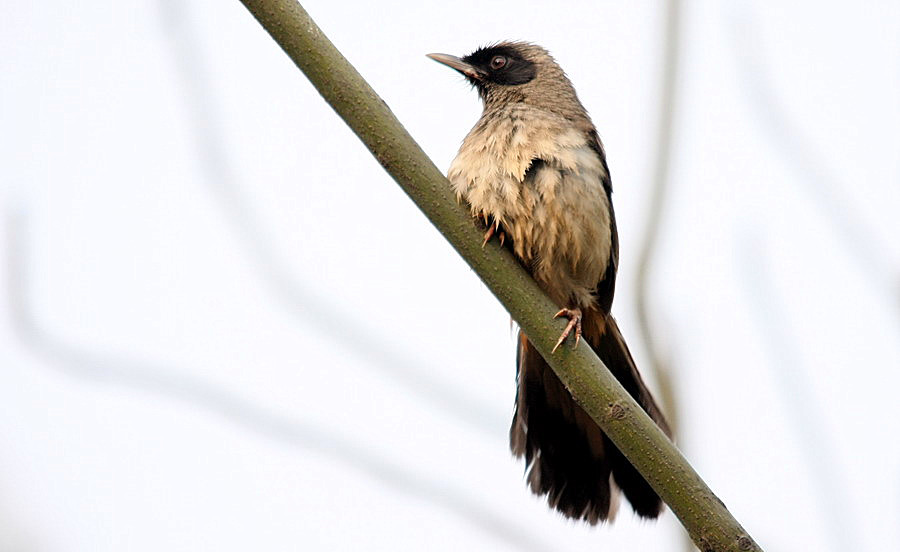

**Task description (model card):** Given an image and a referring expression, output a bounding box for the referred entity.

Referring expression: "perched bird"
[428,42,672,524]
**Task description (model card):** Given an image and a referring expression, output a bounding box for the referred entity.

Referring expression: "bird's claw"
[479,213,505,248]
[552,308,582,353]
[482,224,495,247]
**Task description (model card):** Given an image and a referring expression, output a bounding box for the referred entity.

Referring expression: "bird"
[427,42,673,524]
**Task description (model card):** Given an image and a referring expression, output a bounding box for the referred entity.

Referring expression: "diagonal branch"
[237,1,762,550]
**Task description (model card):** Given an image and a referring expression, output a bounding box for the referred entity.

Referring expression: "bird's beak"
[426,53,485,80]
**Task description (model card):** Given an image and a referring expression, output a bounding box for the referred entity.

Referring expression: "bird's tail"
[510,308,672,523]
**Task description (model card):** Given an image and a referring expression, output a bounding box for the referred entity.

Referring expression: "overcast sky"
[1,1,899,551]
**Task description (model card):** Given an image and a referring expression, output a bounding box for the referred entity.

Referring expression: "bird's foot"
[478,212,506,248]
[552,308,583,353]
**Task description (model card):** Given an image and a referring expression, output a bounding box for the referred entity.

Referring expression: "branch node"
[608,402,628,420]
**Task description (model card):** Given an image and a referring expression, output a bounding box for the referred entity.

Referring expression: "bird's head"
[427,42,582,115]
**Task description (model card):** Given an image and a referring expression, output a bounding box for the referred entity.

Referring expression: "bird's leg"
[478,212,506,248]
[552,308,582,353]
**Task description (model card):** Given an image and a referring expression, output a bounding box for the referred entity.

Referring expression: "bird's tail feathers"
[584,310,671,518]
[510,308,671,523]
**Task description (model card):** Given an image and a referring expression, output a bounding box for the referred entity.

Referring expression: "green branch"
[237,1,761,550]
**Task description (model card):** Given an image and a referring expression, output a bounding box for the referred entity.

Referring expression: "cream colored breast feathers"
[448,105,612,308]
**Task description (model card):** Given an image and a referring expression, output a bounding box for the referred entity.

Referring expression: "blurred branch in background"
[155,0,506,438]
[634,0,682,436]
[727,10,899,311]
[636,3,689,550]
[736,231,860,552]
[236,1,762,549]
[5,209,555,552]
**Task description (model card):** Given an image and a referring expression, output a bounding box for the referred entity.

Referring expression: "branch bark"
[237,1,762,550]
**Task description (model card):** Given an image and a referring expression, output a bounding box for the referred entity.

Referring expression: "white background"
[1,1,899,550]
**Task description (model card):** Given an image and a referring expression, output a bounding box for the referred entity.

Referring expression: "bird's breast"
[448,109,612,307]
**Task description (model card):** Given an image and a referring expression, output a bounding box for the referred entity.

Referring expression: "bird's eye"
[490,55,507,70]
